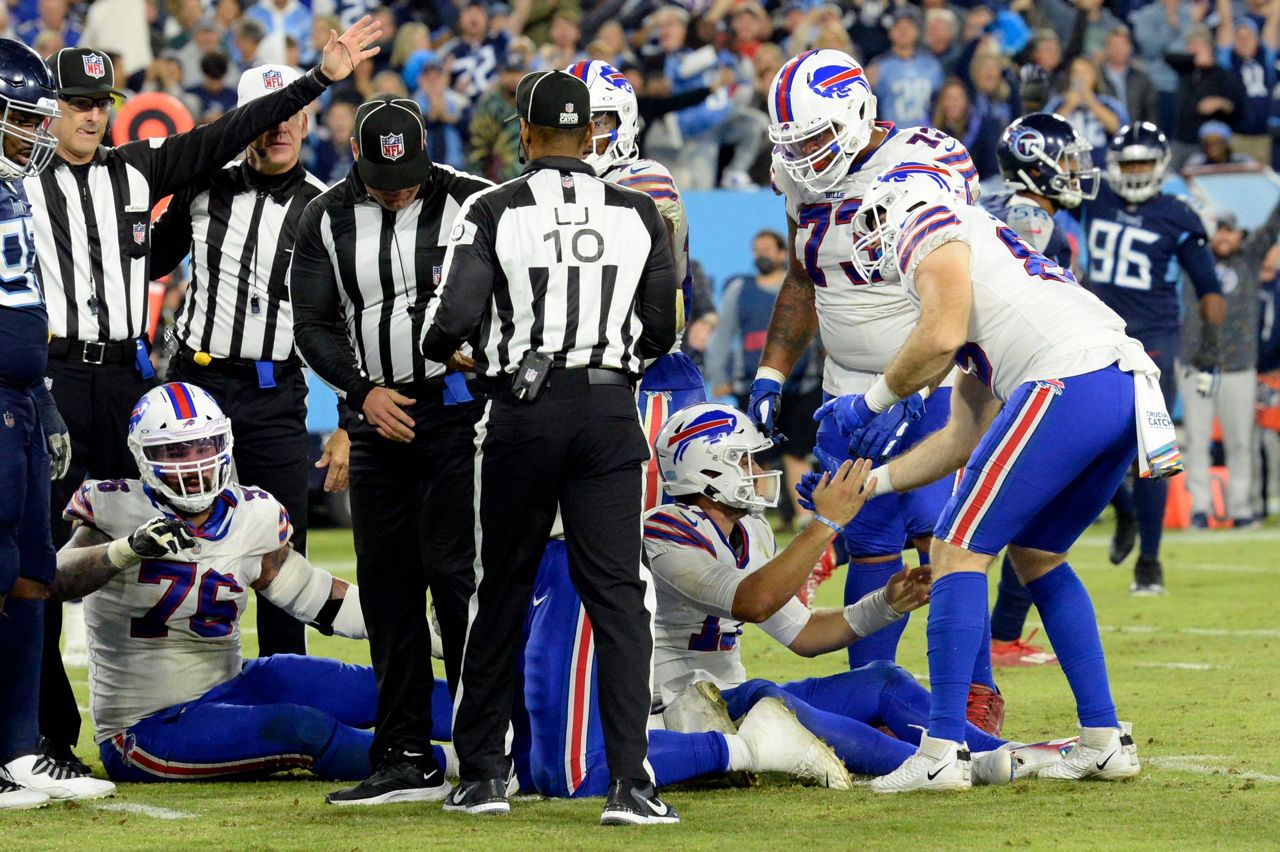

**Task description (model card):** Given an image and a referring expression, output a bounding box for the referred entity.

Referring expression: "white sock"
[438,743,459,780]
[724,734,752,771]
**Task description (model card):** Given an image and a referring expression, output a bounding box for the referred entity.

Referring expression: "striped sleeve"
[897,203,966,280]
[64,481,99,527]
[614,171,679,202]
[643,508,717,558]
[935,142,980,202]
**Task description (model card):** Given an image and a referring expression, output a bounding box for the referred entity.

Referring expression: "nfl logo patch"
[432,265,442,286]
[2,411,13,428]
[561,174,573,189]
[380,132,404,161]
[262,69,284,89]
[82,53,106,79]
[564,103,575,113]
[132,221,147,245]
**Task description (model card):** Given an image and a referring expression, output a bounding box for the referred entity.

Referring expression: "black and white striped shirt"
[24,68,330,343]
[150,161,327,362]
[421,156,676,377]
[291,161,492,409]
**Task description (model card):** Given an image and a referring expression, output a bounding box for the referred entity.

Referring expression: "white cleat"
[0,768,50,810]
[971,748,1015,786]
[61,600,89,668]
[871,733,972,793]
[663,680,737,735]
[1003,737,1079,779]
[1035,722,1140,781]
[4,753,116,801]
[737,697,852,790]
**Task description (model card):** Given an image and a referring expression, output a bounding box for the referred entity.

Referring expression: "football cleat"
[1131,557,1166,596]
[327,758,451,806]
[1109,510,1137,564]
[4,753,114,800]
[990,628,1059,668]
[871,733,971,793]
[1004,737,1079,779]
[970,749,1016,786]
[601,779,680,826]
[663,680,737,735]
[443,777,510,815]
[737,697,852,789]
[966,683,1006,735]
[1035,723,1140,781]
[0,768,50,810]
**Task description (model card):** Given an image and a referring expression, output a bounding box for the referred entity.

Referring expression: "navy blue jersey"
[980,192,1073,269]
[0,178,46,389]
[1079,183,1218,344]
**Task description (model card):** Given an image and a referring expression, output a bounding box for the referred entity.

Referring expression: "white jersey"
[894,201,1155,402]
[601,158,690,351]
[772,122,982,395]
[642,504,811,709]
[64,480,292,741]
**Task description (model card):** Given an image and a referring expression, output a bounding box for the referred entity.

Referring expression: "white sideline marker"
[1148,755,1280,784]
[95,803,196,820]
[1135,662,1220,671]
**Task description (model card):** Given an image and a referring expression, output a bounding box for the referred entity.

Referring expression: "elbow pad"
[261,549,366,639]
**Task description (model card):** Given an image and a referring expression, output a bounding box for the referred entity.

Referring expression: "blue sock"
[873,655,1006,752]
[649,730,729,785]
[1025,564,1119,728]
[1134,477,1167,559]
[844,556,908,667]
[0,598,42,764]
[970,604,997,690]
[925,572,988,743]
[990,554,1033,643]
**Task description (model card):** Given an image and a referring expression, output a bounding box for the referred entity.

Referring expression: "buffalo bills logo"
[262,69,284,89]
[1009,127,1045,162]
[667,411,738,462]
[82,53,106,79]
[380,132,404,161]
[128,397,150,433]
[808,64,869,99]
[602,68,633,93]
[132,221,147,245]
[878,163,954,193]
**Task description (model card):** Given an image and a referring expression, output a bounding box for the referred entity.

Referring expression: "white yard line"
[1147,755,1280,783]
[1029,621,1280,640]
[94,803,196,820]
[1135,662,1222,671]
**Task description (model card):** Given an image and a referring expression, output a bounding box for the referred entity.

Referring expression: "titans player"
[0,38,102,809]
[1081,122,1224,594]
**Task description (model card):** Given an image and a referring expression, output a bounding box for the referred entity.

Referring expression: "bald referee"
[422,70,677,825]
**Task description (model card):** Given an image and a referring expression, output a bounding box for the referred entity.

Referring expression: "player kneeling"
[51,383,405,784]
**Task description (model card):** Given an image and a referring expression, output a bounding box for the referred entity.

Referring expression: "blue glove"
[748,376,783,436]
[850,393,925,460]
[795,471,822,512]
[813,393,877,437]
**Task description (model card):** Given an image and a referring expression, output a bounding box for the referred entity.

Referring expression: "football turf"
[11,517,1279,850]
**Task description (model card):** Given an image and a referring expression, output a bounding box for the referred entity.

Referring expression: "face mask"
[754,255,780,275]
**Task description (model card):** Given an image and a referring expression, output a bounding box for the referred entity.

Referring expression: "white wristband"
[755,366,786,384]
[843,589,904,638]
[869,465,894,496]
[865,376,900,413]
[106,538,141,569]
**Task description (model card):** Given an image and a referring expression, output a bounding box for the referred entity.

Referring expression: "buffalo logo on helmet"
[262,69,284,89]
[380,132,404,161]
[82,52,106,79]
[602,67,633,92]
[809,64,869,100]
[879,163,954,193]
[127,396,151,433]
[132,221,147,245]
[1009,127,1045,162]
[666,410,738,462]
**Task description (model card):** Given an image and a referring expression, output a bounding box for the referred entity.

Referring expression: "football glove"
[128,517,197,559]
[32,380,71,481]
[747,375,783,437]
[850,393,925,460]
[813,393,877,436]
[796,446,847,511]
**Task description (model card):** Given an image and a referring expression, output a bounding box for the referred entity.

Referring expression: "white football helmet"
[655,403,780,515]
[768,49,877,193]
[850,161,970,284]
[127,382,234,513]
[564,60,639,174]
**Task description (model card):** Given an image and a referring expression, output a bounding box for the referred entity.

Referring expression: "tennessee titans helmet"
[128,383,235,513]
[1104,121,1171,204]
[767,49,877,192]
[996,112,1099,209]
[0,38,58,179]
[564,60,639,174]
[654,403,780,515]
[850,161,970,284]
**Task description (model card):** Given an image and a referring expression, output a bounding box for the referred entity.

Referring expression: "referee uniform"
[290,96,490,804]
[421,70,677,823]
[25,47,356,760]
[149,65,331,656]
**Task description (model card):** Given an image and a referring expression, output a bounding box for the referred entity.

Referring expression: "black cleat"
[1130,556,1166,595]
[600,779,679,826]
[443,777,510,815]
[326,758,451,806]
[1109,511,1137,565]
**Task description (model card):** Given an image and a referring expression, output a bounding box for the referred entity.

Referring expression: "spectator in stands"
[724,1,770,62]
[1131,0,1210,130]
[185,51,237,123]
[682,259,717,371]
[932,77,1001,181]
[924,7,963,75]
[591,20,635,69]
[140,50,197,115]
[1185,120,1258,166]
[164,0,204,49]
[444,1,510,100]
[174,17,222,87]
[969,49,1016,128]
[1181,202,1280,529]
[390,22,431,73]
[80,0,152,76]
[1215,0,1280,166]
[869,6,943,128]
[1045,56,1126,149]
[308,14,339,69]
[411,52,467,170]
[510,0,582,46]
[231,16,267,71]
[33,28,61,57]
[1097,25,1159,129]
[246,0,310,63]
[1026,28,1064,80]
[1168,24,1247,169]
[18,0,80,49]
[538,8,583,69]
[1064,0,1123,61]
[370,69,408,97]
[310,97,356,185]
[466,49,524,183]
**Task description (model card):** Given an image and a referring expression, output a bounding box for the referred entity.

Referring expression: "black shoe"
[443,777,510,815]
[600,779,679,826]
[1110,511,1137,565]
[325,759,450,806]
[1131,556,1166,596]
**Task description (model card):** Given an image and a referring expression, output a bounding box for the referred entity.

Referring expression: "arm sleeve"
[421,193,499,363]
[633,197,678,358]
[1175,211,1222,299]
[289,200,378,411]
[646,548,746,619]
[759,597,813,648]
[702,277,741,389]
[147,185,197,279]
[897,203,969,281]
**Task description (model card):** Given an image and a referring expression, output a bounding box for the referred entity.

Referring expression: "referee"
[24,20,383,766]
[290,95,492,806]
[149,65,350,656]
[421,70,678,824]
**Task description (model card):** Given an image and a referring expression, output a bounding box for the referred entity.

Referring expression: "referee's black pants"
[454,370,654,784]
[168,355,310,657]
[42,350,155,756]
[347,381,479,767]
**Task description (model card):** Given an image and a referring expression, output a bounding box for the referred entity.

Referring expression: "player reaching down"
[822,164,1172,791]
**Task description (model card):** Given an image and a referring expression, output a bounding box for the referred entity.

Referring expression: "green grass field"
[10,517,1280,850]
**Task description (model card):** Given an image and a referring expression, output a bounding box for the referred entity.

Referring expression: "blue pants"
[99,655,454,782]
[0,387,54,764]
[514,541,729,797]
[638,351,706,511]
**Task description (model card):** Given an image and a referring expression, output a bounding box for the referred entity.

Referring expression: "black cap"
[509,70,589,129]
[51,47,125,98]
[354,96,432,191]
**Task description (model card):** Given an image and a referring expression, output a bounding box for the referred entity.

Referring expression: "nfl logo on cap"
[380,132,404,161]
[132,222,146,245]
[262,69,283,89]
[83,52,105,79]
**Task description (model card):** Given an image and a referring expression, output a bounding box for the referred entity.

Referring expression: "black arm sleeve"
[421,196,499,363]
[633,197,677,358]
[637,87,713,122]
[290,199,377,411]
[148,185,198,279]
[122,69,330,199]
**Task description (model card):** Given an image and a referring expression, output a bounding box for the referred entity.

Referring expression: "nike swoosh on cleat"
[927,764,951,781]
[649,800,669,816]
[1096,751,1117,771]
[532,595,549,607]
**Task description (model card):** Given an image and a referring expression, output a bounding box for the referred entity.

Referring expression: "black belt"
[176,347,302,380]
[479,367,634,400]
[48,337,138,366]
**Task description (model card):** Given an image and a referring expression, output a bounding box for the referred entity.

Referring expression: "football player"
[750,48,1002,732]
[1081,122,1224,594]
[823,162,1168,791]
[49,383,443,789]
